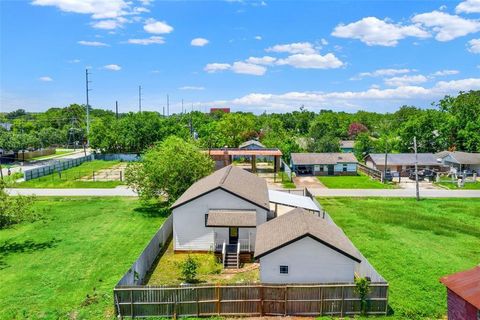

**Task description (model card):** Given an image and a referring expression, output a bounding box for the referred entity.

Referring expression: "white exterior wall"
[333,163,357,172]
[173,188,267,251]
[259,237,356,284]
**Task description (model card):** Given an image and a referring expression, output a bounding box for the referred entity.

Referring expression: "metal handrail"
[236,242,240,269]
[222,241,226,266]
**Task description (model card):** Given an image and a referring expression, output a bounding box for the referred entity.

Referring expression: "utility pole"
[414,136,420,201]
[115,101,119,119]
[85,68,92,145]
[166,94,170,116]
[383,140,388,183]
[138,85,142,112]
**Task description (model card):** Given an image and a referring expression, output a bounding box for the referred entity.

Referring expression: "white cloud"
[231,61,267,75]
[276,53,343,69]
[103,64,121,71]
[384,75,429,86]
[205,78,480,112]
[78,40,109,46]
[39,76,53,82]
[144,19,173,34]
[320,38,329,46]
[92,19,121,30]
[332,17,430,46]
[179,86,205,90]
[266,42,316,54]
[245,56,277,65]
[467,38,480,53]
[352,68,413,80]
[191,37,209,46]
[31,0,148,30]
[127,36,165,45]
[432,69,460,76]
[255,35,262,40]
[412,11,480,41]
[204,63,231,73]
[456,0,480,13]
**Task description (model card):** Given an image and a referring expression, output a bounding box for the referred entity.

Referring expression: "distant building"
[239,140,265,150]
[210,107,230,113]
[436,151,480,174]
[290,153,358,176]
[0,123,12,131]
[364,153,445,176]
[340,140,355,153]
[440,266,480,320]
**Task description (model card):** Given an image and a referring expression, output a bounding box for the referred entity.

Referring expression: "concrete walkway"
[6,186,480,198]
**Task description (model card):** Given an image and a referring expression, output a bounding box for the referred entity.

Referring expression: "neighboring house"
[436,151,480,174]
[290,153,358,176]
[364,153,445,176]
[171,165,270,266]
[340,140,355,153]
[0,122,12,131]
[440,266,480,320]
[239,140,265,150]
[254,208,361,284]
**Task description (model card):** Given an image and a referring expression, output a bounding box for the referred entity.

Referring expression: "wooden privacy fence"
[114,283,388,318]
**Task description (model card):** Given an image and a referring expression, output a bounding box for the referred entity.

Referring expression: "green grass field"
[317,173,396,189]
[0,197,167,320]
[318,197,480,319]
[15,160,123,188]
[29,149,76,161]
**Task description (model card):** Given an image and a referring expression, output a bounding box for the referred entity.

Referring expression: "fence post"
[120,170,123,182]
[93,171,95,182]
[216,285,221,315]
[130,289,134,318]
[260,285,264,316]
[196,288,200,317]
[320,287,323,316]
[284,286,288,316]
[340,286,344,317]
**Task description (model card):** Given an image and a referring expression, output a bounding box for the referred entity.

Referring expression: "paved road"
[6,186,137,197]
[308,188,480,198]
[7,186,480,198]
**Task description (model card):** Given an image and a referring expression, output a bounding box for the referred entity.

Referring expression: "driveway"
[293,176,326,189]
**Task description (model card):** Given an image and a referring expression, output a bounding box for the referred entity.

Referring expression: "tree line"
[1,90,479,162]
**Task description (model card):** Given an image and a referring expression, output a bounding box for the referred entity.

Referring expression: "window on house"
[279,265,288,274]
[343,164,348,172]
[204,214,208,227]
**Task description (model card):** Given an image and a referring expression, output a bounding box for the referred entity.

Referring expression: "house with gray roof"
[290,153,358,176]
[340,140,355,153]
[365,153,446,176]
[436,151,480,174]
[239,139,265,150]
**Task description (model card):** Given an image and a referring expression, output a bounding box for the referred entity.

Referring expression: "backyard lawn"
[317,173,396,189]
[147,241,259,285]
[318,197,480,320]
[15,160,124,188]
[0,197,167,320]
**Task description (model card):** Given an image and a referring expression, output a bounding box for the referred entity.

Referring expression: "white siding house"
[259,237,356,283]
[171,166,270,254]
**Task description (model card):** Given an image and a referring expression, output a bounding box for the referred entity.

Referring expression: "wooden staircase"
[224,252,238,269]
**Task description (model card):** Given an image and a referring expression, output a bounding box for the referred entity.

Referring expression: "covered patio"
[268,189,322,217]
[205,148,282,173]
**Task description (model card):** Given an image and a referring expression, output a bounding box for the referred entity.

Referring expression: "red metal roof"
[205,148,282,156]
[440,265,480,309]
[210,108,230,113]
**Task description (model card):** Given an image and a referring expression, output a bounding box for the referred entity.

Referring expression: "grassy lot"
[15,160,124,188]
[318,197,480,320]
[317,173,396,189]
[436,181,480,189]
[278,171,296,189]
[147,241,259,285]
[0,197,167,320]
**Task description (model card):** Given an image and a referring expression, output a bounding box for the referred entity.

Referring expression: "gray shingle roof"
[291,153,358,165]
[206,209,257,227]
[366,153,440,166]
[239,140,265,149]
[437,151,480,165]
[171,166,270,210]
[254,208,361,262]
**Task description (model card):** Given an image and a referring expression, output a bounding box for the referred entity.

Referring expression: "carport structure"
[268,189,321,217]
[206,148,282,173]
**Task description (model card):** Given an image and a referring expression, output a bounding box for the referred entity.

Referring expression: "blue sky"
[1,0,479,114]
